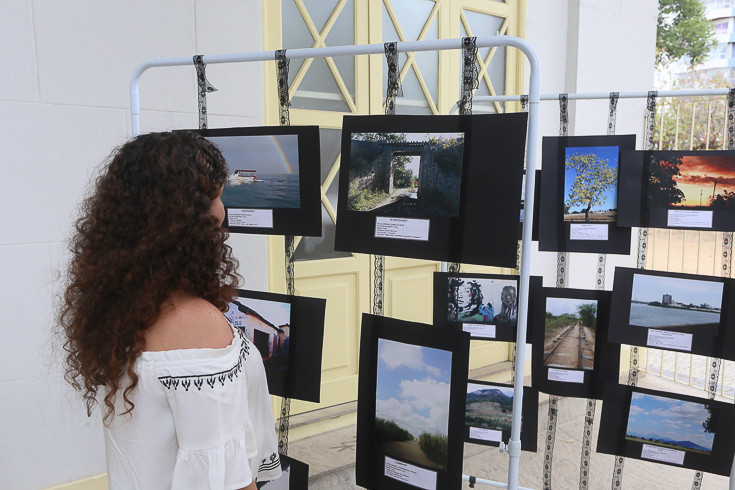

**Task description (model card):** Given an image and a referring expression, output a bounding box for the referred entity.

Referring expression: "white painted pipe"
[463,473,537,490]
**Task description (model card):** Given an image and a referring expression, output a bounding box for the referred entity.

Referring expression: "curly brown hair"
[60,131,241,423]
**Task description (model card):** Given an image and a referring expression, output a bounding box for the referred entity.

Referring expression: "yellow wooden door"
[263,0,526,415]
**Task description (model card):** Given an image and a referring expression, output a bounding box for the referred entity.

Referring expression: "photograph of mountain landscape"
[647,153,735,211]
[375,338,452,471]
[347,132,464,217]
[563,146,619,223]
[543,297,597,370]
[630,273,723,335]
[625,392,715,455]
[465,383,513,434]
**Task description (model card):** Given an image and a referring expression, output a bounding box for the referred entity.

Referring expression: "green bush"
[347,182,388,211]
[375,417,414,443]
[418,432,448,466]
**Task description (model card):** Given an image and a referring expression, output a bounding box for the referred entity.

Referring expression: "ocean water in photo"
[629,303,719,328]
[222,173,300,209]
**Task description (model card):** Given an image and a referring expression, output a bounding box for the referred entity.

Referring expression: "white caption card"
[547,367,585,383]
[667,209,713,228]
[469,427,503,442]
[384,456,437,490]
[569,223,609,241]
[462,323,497,339]
[227,208,274,228]
[640,444,686,465]
[374,217,430,241]
[647,329,693,351]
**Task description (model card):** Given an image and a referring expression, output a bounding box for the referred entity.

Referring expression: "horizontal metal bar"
[471,89,731,104]
[462,474,537,490]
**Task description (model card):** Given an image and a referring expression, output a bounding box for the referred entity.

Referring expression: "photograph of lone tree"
[347,132,464,217]
[564,146,619,222]
[647,153,735,210]
[630,274,723,335]
[625,392,715,455]
[375,339,452,470]
[543,298,597,370]
[465,383,514,435]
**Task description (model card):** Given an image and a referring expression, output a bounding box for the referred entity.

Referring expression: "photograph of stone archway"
[347,132,464,217]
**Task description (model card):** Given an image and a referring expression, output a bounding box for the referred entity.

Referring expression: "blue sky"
[631,274,724,306]
[626,393,714,451]
[376,339,452,438]
[545,297,597,317]
[564,146,619,213]
[208,134,299,175]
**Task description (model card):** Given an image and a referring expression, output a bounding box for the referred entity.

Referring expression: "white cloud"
[378,340,442,377]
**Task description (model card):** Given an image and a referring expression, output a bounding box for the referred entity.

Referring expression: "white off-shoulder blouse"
[104,323,281,489]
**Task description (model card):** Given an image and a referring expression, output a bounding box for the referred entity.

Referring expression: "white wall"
[0,2,265,488]
[525,0,659,289]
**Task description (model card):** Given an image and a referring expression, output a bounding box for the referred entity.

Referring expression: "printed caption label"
[469,427,503,442]
[640,444,685,465]
[462,323,496,339]
[569,223,609,241]
[667,210,713,229]
[547,367,585,383]
[384,456,437,490]
[647,329,693,352]
[227,208,274,228]
[375,217,430,241]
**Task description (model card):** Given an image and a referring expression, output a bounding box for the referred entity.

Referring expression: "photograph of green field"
[625,392,715,455]
[375,338,452,470]
[465,383,513,435]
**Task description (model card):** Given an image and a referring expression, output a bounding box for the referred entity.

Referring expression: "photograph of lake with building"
[543,297,597,370]
[208,134,301,209]
[225,297,291,380]
[625,392,715,455]
[347,132,464,217]
[563,146,619,222]
[647,153,735,211]
[629,274,723,335]
[375,338,452,471]
[447,277,517,326]
[465,383,514,434]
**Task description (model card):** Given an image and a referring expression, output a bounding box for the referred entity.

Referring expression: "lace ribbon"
[458,36,479,116]
[384,42,403,115]
[194,55,217,130]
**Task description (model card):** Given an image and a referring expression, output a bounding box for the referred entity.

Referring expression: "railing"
[640,90,734,400]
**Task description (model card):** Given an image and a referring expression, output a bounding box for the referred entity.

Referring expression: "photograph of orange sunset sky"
[648,153,735,209]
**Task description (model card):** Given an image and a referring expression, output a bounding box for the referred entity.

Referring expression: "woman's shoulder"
[143,293,233,352]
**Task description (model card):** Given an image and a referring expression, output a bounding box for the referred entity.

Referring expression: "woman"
[60,131,281,489]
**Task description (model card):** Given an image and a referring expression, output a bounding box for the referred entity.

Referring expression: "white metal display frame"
[130,36,541,490]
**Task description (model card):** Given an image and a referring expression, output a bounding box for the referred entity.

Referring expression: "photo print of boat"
[563,146,619,223]
[625,392,715,455]
[543,297,597,370]
[629,274,723,335]
[347,132,464,217]
[225,297,291,381]
[647,153,735,212]
[375,338,452,471]
[465,383,514,435]
[208,134,300,209]
[447,277,517,326]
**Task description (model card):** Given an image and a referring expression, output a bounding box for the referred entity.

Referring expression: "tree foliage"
[657,0,716,67]
[565,152,618,222]
[648,156,685,207]
[576,303,597,331]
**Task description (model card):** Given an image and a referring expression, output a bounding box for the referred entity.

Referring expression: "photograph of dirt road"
[375,338,452,470]
[544,297,597,370]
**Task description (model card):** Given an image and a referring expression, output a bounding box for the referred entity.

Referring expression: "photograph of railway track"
[630,273,723,335]
[543,297,597,370]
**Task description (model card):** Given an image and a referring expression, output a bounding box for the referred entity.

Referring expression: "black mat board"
[597,384,735,476]
[356,314,470,490]
[433,272,526,342]
[518,169,541,241]
[608,267,734,359]
[256,454,309,489]
[538,135,635,254]
[196,126,322,236]
[335,114,527,267]
[224,289,326,402]
[529,282,620,399]
[464,379,538,451]
[618,150,735,232]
